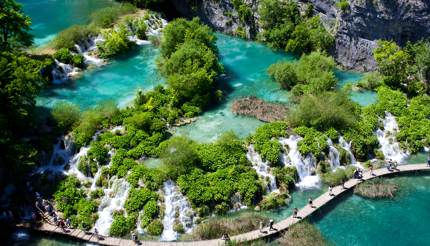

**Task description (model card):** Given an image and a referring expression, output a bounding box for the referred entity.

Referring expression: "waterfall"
[128,35,151,45]
[327,139,340,169]
[279,135,320,189]
[160,180,195,242]
[65,146,90,182]
[339,136,357,165]
[51,59,80,84]
[94,178,131,236]
[34,136,74,174]
[74,35,105,66]
[246,145,278,193]
[376,112,409,164]
[90,149,114,190]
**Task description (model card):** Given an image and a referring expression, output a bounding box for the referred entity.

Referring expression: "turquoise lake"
[20,1,430,245]
[19,0,115,46]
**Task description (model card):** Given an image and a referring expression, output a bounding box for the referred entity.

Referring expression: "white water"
[246,145,278,193]
[327,139,340,169]
[94,178,131,236]
[339,136,357,165]
[74,35,105,66]
[376,113,409,164]
[279,135,320,189]
[90,149,114,190]
[51,59,80,84]
[65,146,90,182]
[160,180,195,242]
[34,136,74,174]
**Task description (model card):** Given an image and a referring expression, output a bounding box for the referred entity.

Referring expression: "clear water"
[312,173,430,246]
[19,0,115,46]
[37,46,163,110]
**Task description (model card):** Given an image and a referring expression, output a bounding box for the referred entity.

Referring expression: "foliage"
[272,166,298,191]
[109,214,136,237]
[53,48,84,68]
[98,26,134,58]
[268,62,297,89]
[0,0,33,49]
[356,72,383,90]
[259,192,289,210]
[89,3,136,28]
[146,219,163,236]
[159,136,199,179]
[320,165,355,186]
[125,188,158,214]
[336,0,350,13]
[127,164,166,190]
[232,0,253,23]
[87,141,109,165]
[280,221,329,246]
[177,166,262,214]
[258,0,333,54]
[288,91,360,131]
[354,178,398,199]
[250,122,288,165]
[53,25,96,50]
[0,51,51,176]
[140,200,159,228]
[195,132,249,171]
[191,215,269,240]
[51,102,81,132]
[294,126,328,157]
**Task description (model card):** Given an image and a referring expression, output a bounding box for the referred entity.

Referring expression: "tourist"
[58,218,66,232]
[427,153,430,167]
[393,161,399,171]
[329,186,334,196]
[259,221,264,233]
[52,213,58,225]
[269,219,275,231]
[221,233,230,242]
[131,231,138,243]
[94,228,103,240]
[308,198,314,208]
[293,208,298,218]
[386,160,393,172]
[66,217,71,228]
[370,165,375,176]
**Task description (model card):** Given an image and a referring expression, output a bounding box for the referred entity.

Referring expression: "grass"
[354,178,398,199]
[278,221,329,246]
[187,215,269,240]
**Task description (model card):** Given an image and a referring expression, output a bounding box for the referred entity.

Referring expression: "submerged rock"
[231,96,288,122]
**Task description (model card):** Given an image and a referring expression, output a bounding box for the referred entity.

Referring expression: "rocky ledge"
[231,97,288,122]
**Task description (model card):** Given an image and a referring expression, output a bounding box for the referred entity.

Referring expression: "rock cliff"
[168,0,430,71]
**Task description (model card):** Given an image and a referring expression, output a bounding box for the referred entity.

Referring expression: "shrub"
[268,61,298,89]
[146,219,163,236]
[288,91,360,131]
[53,25,96,50]
[125,188,158,214]
[259,192,289,210]
[90,4,136,28]
[140,200,159,228]
[357,72,383,90]
[272,166,298,191]
[51,102,81,132]
[280,221,329,246]
[109,214,136,237]
[98,26,134,58]
[336,0,350,13]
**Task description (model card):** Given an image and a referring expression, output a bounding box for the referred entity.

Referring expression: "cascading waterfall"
[34,136,74,174]
[246,145,278,193]
[74,35,105,66]
[94,178,131,236]
[279,135,320,189]
[65,146,90,182]
[339,136,357,165]
[160,180,196,242]
[327,138,341,169]
[51,59,80,84]
[90,149,114,190]
[376,112,409,164]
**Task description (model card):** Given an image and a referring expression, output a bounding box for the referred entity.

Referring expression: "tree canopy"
[0,0,33,49]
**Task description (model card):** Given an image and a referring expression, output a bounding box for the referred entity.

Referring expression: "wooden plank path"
[21,163,430,246]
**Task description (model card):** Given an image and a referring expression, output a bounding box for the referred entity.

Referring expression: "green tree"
[0,0,33,49]
[51,102,81,132]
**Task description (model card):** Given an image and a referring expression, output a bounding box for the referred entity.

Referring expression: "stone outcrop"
[168,0,430,71]
[231,96,288,122]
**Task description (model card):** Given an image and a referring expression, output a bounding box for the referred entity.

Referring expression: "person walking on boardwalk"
[308,198,315,208]
[221,233,230,242]
[370,164,375,176]
[66,217,71,228]
[293,208,298,218]
[259,221,264,233]
[329,186,334,196]
[269,219,275,231]
[427,153,430,167]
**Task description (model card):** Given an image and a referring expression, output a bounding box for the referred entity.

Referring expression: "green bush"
[125,188,158,214]
[250,122,288,165]
[87,141,109,165]
[288,91,360,131]
[272,166,298,191]
[51,102,81,132]
[109,214,136,237]
[146,219,163,236]
[259,192,289,210]
[98,26,134,58]
[53,25,96,50]
[336,0,350,13]
[357,72,383,90]
[294,126,328,156]
[140,200,159,228]
[90,4,136,28]
[268,61,297,89]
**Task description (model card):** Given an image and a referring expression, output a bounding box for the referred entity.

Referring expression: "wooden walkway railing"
[19,163,430,246]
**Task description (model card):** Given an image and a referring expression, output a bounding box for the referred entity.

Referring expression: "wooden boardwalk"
[22,163,430,246]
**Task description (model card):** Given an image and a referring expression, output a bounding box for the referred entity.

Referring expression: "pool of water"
[20,0,115,46]
[37,45,163,110]
[312,173,430,246]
